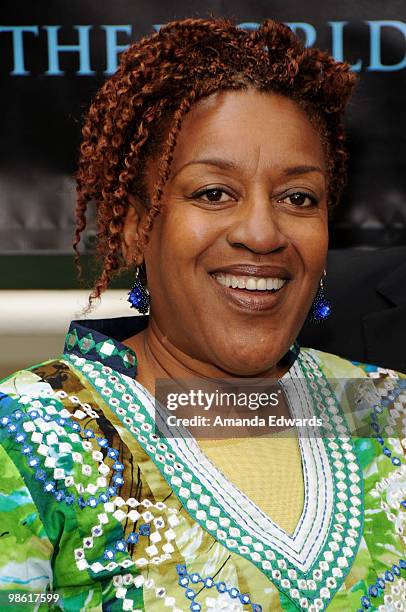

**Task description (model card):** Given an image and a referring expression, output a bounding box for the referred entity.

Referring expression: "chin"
[216,348,281,377]
[222,362,276,377]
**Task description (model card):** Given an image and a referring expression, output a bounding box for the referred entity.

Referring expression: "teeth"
[213,274,287,291]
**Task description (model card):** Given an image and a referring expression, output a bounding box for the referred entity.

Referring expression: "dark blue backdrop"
[1,1,406,260]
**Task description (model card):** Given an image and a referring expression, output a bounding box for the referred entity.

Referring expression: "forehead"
[170,89,326,174]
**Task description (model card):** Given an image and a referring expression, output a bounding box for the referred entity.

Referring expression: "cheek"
[283,215,328,273]
[148,206,221,268]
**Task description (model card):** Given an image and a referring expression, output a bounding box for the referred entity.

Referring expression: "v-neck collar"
[155,360,335,572]
[62,322,364,610]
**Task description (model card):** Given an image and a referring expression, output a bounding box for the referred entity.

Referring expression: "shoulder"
[0,357,90,445]
[0,357,79,403]
[0,357,88,495]
[300,346,405,380]
[0,356,109,507]
[0,358,68,430]
[0,354,150,510]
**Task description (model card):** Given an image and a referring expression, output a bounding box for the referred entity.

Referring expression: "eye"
[191,187,235,204]
[278,191,318,207]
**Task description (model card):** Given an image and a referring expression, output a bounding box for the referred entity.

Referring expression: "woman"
[0,17,405,612]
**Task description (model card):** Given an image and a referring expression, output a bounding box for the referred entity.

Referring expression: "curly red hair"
[74,17,356,302]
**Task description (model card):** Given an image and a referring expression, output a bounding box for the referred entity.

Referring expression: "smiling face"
[129,88,329,376]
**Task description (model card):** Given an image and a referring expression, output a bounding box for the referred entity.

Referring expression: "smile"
[210,272,289,312]
[213,273,287,292]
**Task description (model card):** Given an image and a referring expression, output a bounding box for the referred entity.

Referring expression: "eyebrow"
[172,158,324,178]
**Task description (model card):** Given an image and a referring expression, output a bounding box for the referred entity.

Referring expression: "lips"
[210,264,292,279]
[209,264,292,312]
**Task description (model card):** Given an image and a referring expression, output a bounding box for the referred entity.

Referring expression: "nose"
[226,189,288,255]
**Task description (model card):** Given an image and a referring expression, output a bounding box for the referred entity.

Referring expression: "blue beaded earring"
[311,272,331,323]
[127,266,150,314]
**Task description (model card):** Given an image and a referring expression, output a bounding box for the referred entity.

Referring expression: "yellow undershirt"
[198,436,305,535]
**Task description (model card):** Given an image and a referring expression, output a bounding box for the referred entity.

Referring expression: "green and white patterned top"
[0,316,405,611]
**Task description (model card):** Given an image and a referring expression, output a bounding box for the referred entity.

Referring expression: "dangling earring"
[311,271,331,323]
[128,266,150,314]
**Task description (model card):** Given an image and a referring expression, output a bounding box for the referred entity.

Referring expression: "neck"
[124,317,293,394]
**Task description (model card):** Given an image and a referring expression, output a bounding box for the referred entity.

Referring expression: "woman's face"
[133,89,328,375]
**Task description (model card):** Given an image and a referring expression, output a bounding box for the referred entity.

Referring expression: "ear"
[122,195,146,265]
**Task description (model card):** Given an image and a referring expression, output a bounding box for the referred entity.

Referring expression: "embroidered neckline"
[64,348,364,611]
[64,322,138,377]
[63,318,300,382]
